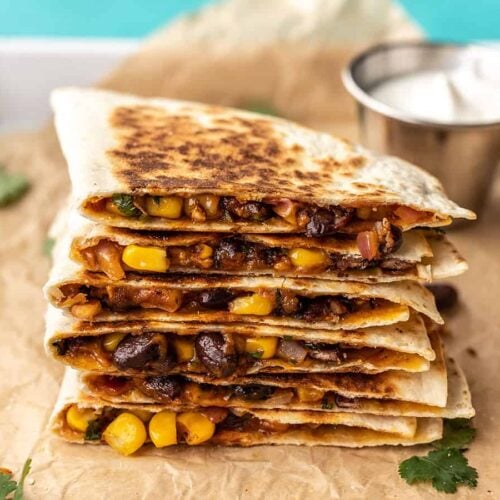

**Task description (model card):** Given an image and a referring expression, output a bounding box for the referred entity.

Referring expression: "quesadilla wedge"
[51,370,442,451]
[70,213,467,283]
[82,358,473,419]
[51,88,474,240]
[45,304,434,376]
[45,232,442,328]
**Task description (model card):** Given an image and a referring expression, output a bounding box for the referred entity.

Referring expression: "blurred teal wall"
[0,0,499,41]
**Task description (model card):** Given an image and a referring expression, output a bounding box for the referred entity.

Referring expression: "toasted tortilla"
[45,304,435,377]
[51,87,474,234]
[68,209,467,282]
[51,369,442,447]
[183,332,448,408]
[45,231,442,328]
[82,358,472,419]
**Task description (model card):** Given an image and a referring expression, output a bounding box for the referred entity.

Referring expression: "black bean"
[304,342,341,362]
[305,207,353,237]
[195,289,235,309]
[213,238,246,270]
[112,333,167,370]
[194,332,238,377]
[426,284,459,311]
[232,384,276,401]
[139,376,182,402]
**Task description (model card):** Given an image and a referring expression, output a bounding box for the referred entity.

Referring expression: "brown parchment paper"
[0,4,499,499]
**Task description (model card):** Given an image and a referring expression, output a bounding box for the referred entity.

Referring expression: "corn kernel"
[197,244,213,260]
[132,410,153,423]
[102,332,127,352]
[288,248,328,269]
[173,338,195,362]
[122,244,169,272]
[176,412,215,445]
[296,387,324,403]
[66,405,95,433]
[229,293,274,316]
[146,196,183,219]
[149,411,177,448]
[245,336,278,359]
[103,412,147,456]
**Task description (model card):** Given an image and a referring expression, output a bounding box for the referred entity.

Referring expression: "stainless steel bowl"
[342,42,500,214]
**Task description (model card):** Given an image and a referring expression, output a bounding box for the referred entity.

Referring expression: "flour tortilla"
[45,306,433,375]
[50,369,442,447]
[45,230,442,328]
[45,304,435,359]
[51,87,474,234]
[82,358,471,419]
[183,332,448,408]
[68,209,467,282]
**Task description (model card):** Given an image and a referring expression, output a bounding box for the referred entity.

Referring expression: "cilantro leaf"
[42,237,56,257]
[243,101,280,117]
[0,470,17,500]
[111,194,141,217]
[85,419,105,441]
[433,418,476,450]
[0,167,30,207]
[13,459,31,500]
[249,350,263,359]
[0,458,32,500]
[399,448,478,494]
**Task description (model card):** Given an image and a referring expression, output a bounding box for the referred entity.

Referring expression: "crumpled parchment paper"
[1,1,498,498]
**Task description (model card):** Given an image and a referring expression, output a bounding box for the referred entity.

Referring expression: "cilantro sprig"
[0,458,31,500]
[242,101,280,117]
[399,419,478,494]
[0,167,30,207]
[111,194,141,217]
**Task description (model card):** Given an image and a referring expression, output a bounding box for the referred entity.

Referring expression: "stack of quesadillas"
[44,88,475,455]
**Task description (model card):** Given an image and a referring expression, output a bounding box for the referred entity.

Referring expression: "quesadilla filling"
[86,373,362,410]
[55,284,390,322]
[75,232,412,281]
[63,404,377,454]
[52,331,399,376]
[89,193,434,237]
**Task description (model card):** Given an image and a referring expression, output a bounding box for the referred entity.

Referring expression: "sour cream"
[370,53,500,125]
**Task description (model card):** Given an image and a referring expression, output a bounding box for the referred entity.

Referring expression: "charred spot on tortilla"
[108,105,292,191]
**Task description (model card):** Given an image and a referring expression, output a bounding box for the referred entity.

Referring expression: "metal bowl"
[342,42,500,214]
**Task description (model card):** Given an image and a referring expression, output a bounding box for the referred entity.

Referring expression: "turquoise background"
[0,0,499,41]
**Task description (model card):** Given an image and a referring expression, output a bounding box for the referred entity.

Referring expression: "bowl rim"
[342,41,500,129]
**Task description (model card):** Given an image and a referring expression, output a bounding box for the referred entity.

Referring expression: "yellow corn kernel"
[66,405,95,433]
[245,336,278,359]
[146,196,183,219]
[197,244,213,260]
[105,199,123,216]
[122,244,169,273]
[103,412,147,456]
[288,248,328,269]
[296,387,324,403]
[102,332,127,352]
[173,338,195,362]
[229,293,274,316]
[149,411,178,448]
[132,409,153,423]
[176,412,215,445]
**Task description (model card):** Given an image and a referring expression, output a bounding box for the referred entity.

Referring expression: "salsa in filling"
[87,373,361,410]
[63,404,363,455]
[88,193,433,238]
[53,330,377,377]
[55,284,386,321]
[76,230,412,281]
